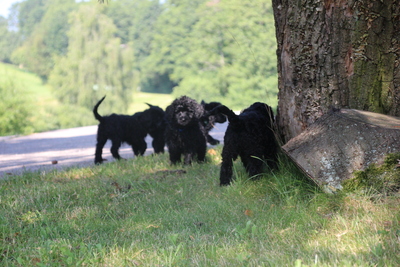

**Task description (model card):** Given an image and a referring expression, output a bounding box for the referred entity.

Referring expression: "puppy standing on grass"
[164,96,207,165]
[207,102,279,185]
[145,103,166,154]
[93,96,165,164]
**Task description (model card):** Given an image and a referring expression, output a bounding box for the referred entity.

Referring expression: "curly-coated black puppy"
[145,103,166,154]
[165,96,207,165]
[201,100,227,145]
[207,102,279,185]
[93,96,165,164]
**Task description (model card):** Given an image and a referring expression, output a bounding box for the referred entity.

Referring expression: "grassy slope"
[128,92,174,114]
[0,63,57,112]
[0,62,174,134]
[0,63,53,99]
[0,149,399,266]
[0,63,60,134]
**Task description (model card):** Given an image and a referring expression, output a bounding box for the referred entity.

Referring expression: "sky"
[0,0,21,18]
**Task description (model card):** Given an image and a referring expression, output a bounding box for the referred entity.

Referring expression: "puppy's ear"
[165,104,175,120]
[194,104,205,119]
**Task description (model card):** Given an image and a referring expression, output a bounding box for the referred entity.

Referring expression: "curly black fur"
[200,100,227,145]
[144,103,166,154]
[208,102,279,185]
[93,96,165,164]
[165,96,207,165]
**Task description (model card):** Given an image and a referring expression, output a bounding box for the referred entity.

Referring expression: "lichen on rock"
[343,153,400,194]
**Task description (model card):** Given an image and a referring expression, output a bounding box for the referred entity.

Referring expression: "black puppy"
[164,96,207,165]
[201,100,227,145]
[93,96,165,164]
[145,103,166,154]
[207,102,279,185]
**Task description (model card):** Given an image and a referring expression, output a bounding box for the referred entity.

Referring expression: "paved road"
[0,123,227,178]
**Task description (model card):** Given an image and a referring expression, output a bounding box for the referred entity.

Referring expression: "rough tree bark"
[272,0,400,142]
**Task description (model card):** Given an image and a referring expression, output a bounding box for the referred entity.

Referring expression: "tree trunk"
[272,0,400,142]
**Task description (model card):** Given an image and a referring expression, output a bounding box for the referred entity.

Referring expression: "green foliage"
[11,0,77,80]
[4,0,279,121]
[36,104,97,131]
[1,149,399,266]
[142,0,278,109]
[0,61,174,135]
[148,0,277,106]
[0,62,96,135]
[105,0,162,62]
[0,82,32,135]
[17,0,47,39]
[41,0,76,56]
[139,0,204,94]
[48,3,136,113]
[0,17,21,63]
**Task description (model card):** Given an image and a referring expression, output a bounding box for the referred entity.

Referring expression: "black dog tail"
[145,103,155,108]
[93,96,106,122]
[208,105,239,123]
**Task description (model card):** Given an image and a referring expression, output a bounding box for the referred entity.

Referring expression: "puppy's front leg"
[132,139,147,156]
[169,150,182,165]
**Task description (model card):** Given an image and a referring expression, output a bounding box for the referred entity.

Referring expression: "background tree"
[272,0,400,142]
[105,0,162,93]
[172,0,277,108]
[105,0,162,59]
[0,17,21,63]
[48,3,136,113]
[0,82,32,135]
[139,0,205,93]
[3,0,279,124]
[11,0,76,80]
[17,0,46,39]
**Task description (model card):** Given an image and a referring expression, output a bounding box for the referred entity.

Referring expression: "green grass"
[0,63,53,99]
[128,92,174,114]
[1,148,399,266]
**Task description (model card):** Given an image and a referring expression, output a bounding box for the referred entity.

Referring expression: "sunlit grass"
[128,92,174,114]
[0,62,54,99]
[1,147,399,266]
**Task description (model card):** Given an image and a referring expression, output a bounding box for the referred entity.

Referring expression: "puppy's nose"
[178,114,186,121]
